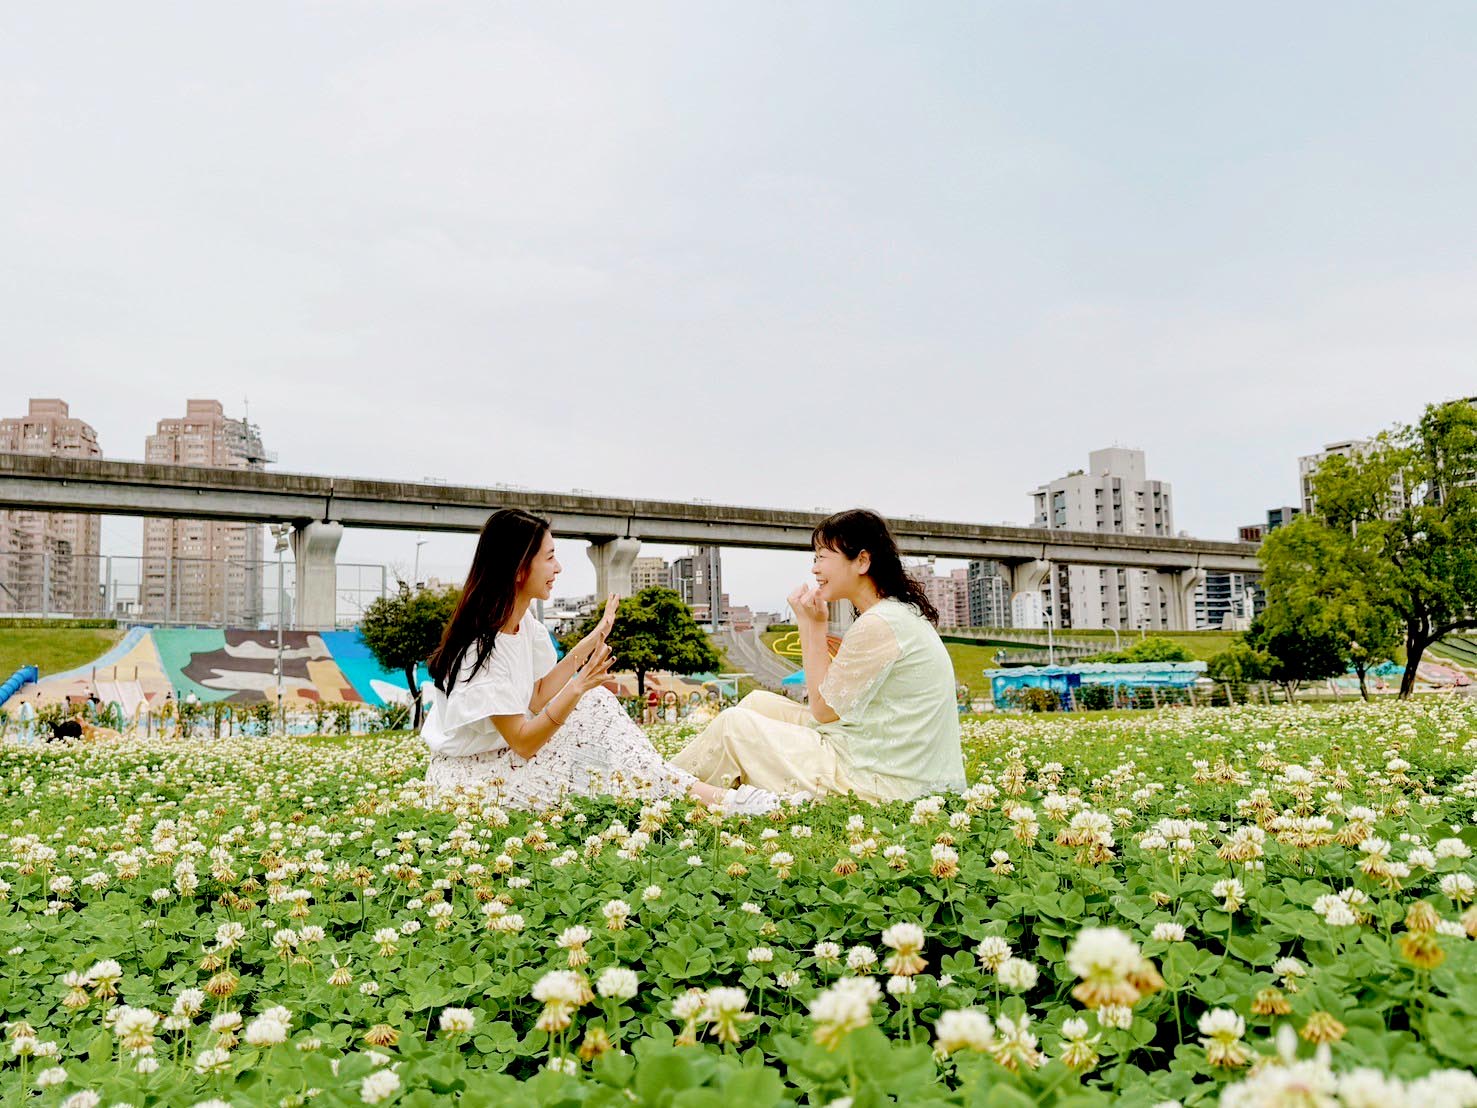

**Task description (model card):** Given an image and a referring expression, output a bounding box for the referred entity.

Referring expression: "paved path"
[715,628,803,697]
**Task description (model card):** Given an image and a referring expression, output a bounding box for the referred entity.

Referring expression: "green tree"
[1301,400,1477,698]
[1258,516,1401,700]
[359,584,460,728]
[1246,615,1345,700]
[1092,635,1194,664]
[1206,641,1270,703]
[560,586,719,698]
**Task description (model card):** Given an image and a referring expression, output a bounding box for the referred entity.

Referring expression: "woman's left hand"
[788,583,828,625]
[576,594,620,664]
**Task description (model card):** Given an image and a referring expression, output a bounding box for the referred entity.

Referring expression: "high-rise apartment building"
[630,556,672,593]
[966,560,1013,628]
[0,399,103,616]
[671,547,722,614]
[904,560,971,629]
[141,400,270,625]
[1031,448,1174,629]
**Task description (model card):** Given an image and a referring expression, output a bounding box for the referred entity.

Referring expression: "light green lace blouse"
[816,598,965,801]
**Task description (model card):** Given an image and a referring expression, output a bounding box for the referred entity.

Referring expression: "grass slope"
[0,626,125,680]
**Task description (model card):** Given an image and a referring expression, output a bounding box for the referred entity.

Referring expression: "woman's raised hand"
[576,594,620,664]
[788,583,828,625]
[575,641,616,694]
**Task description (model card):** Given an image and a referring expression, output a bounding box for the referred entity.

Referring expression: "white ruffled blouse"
[421,609,558,758]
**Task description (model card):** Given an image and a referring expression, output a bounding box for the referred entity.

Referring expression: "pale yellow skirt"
[670,690,857,799]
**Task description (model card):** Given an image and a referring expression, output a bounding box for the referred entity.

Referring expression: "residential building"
[141,400,272,625]
[966,560,1013,628]
[631,556,672,593]
[1195,571,1261,631]
[1237,506,1299,544]
[1030,447,1174,630]
[0,399,103,616]
[904,559,970,629]
[671,547,722,612]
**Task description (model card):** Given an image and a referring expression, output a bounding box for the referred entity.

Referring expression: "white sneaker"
[722,784,782,816]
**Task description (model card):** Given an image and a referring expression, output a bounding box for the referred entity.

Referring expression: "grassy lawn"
[0,626,125,679]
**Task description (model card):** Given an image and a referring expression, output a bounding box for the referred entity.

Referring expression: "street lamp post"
[1045,608,1056,667]
[413,539,428,590]
[272,524,291,735]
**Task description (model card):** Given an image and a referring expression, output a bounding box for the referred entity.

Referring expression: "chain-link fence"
[0,550,389,629]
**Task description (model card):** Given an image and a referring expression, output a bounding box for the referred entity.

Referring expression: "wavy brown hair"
[427,508,550,695]
[812,508,939,624]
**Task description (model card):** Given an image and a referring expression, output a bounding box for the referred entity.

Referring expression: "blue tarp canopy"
[781,669,806,687]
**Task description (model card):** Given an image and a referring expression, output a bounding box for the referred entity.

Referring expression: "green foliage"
[1004,685,1060,712]
[1291,399,1477,697]
[1073,683,1115,710]
[1206,641,1270,701]
[561,587,719,696]
[360,584,461,725]
[1258,515,1401,700]
[1089,635,1194,664]
[1246,615,1345,695]
[2,701,1476,1102]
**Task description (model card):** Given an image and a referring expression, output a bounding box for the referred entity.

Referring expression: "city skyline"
[1,390,1460,615]
[4,5,1475,609]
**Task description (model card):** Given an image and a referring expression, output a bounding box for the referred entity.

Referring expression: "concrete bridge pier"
[586,537,641,599]
[1007,558,1053,622]
[1165,567,1207,632]
[292,521,343,631]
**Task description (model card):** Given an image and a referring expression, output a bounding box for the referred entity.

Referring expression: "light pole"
[413,539,428,591]
[272,524,291,735]
[1045,608,1056,667]
[1109,625,1121,652]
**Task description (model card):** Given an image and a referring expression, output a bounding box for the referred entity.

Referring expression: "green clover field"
[3,700,1477,1106]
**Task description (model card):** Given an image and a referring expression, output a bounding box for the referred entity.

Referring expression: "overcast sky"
[4,3,1475,610]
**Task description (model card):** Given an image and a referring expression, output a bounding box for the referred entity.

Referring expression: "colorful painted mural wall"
[21,628,424,709]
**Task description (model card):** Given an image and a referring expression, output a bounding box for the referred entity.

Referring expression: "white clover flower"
[642,885,663,901]
[998,958,1039,991]
[360,1068,401,1104]
[596,967,639,1000]
[439,1007,475,1034]
[243,1016,289,1046]
[194,1047,232,1074]
[976,935,1012,971]
[935,1008,995,1054]
[808,976,881,1048]
[35,1067,67,1088]
[846,945,877,972]
[1151,922,1186,942]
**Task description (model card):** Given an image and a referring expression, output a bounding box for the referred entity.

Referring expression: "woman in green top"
[672,509,965,803]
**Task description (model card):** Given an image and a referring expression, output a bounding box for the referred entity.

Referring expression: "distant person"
[420,509,781,813]
[673,509,966,803]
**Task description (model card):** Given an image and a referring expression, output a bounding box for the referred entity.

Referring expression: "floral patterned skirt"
[424,688,698,808]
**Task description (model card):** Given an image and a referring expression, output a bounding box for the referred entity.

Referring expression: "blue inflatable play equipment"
[0,665,39,708]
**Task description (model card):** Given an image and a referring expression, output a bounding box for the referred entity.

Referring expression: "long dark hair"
[812,508,940,624]
[427,508,550,695]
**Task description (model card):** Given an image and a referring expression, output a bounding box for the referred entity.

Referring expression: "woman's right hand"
[574,642,616,694]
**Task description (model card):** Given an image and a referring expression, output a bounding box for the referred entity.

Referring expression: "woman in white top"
[421,509,780,813]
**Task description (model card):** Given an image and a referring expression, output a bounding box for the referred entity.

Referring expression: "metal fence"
[0,550,389,630]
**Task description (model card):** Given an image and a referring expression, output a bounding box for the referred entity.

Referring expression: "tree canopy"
[1286,399,1477,697]
[359,584,460,727]
[1090,636,1194,664]
[560,586,719,697]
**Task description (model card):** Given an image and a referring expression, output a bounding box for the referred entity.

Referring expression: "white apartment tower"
[1031,447,1174,630]
[142,400,270,625]
[0,399,103,616]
